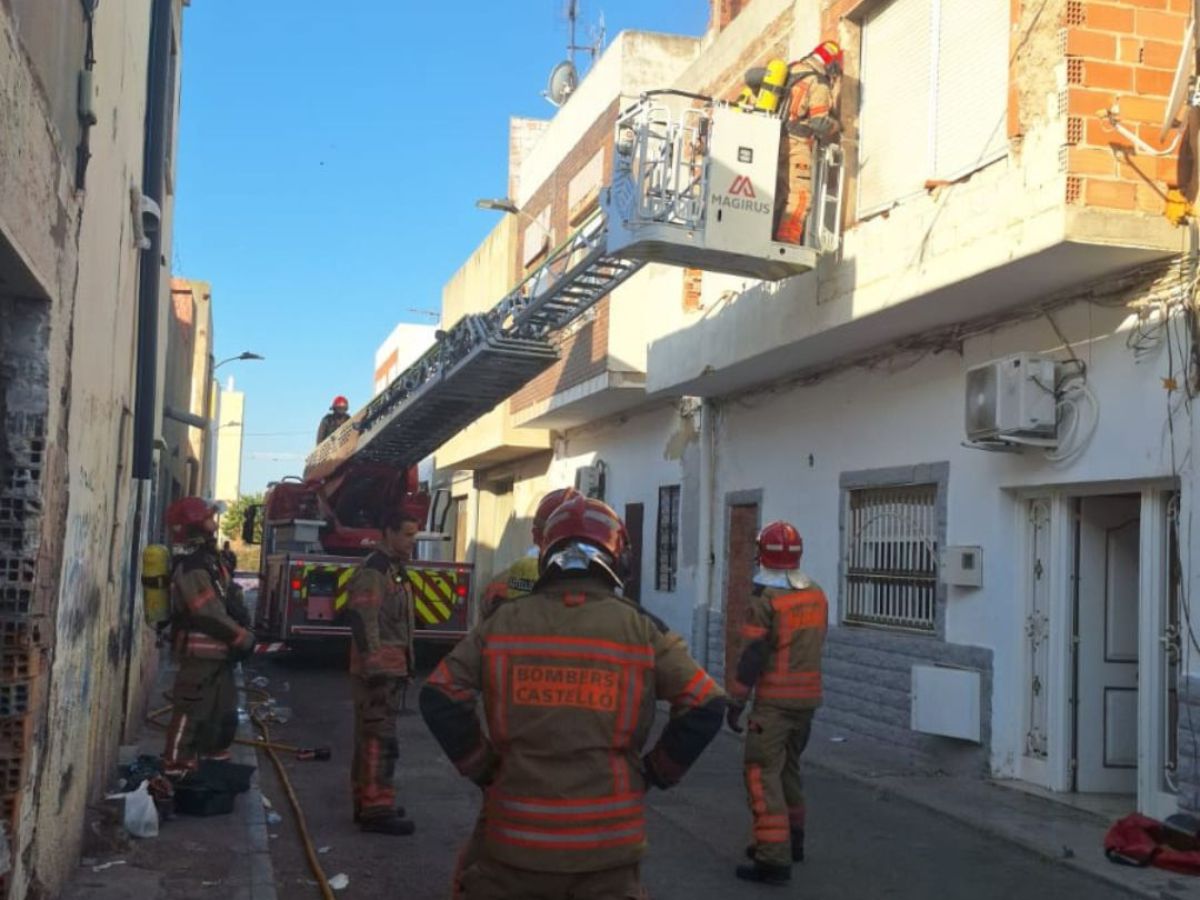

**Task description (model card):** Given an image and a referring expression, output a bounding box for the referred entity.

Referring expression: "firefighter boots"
[735,860,792,885]
[359,811,415,836]
[745,830,804,863]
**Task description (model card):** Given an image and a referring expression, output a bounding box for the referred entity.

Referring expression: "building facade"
[0,0,190,893]
[373,322,440,397]
[433,0,1200,822]
[215,376,245,508]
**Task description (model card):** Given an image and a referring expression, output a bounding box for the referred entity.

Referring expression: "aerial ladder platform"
[305,92,844,481]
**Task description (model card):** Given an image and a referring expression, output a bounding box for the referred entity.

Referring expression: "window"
[857,0,1009,215]
[655,486,681,592]
[843,484,938,631]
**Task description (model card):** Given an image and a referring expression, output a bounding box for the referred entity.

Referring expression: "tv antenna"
[543,0,605,107]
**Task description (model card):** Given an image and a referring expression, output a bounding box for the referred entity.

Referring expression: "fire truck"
[245,90,841,651]
[241,459,471,651]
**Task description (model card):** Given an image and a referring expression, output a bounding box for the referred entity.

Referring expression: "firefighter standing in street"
[480,486,579,613]
[453,485,580,898]
[162,498,256,775]
[748,40,842,245]
[316,395,351,444]
[346,508,419,835]
[421,494,726,900]
[727,521,828,886]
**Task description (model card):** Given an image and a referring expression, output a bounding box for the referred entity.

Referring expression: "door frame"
[1017,480,1178,817]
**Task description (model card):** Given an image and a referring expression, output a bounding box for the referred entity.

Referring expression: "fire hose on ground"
[146,684,337,899]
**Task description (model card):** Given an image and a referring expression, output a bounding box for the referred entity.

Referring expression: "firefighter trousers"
[461,854,646,900]
[163,658,238,767]
[351,675,404,819]
[744,704,814,867]
[774,133,814,245]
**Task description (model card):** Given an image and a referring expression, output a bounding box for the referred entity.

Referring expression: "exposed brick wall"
[698,6,793,99]
[1063,0,1188,212]
[711,0,756,33]
[510,299,610,413]
[682,268,703,312]
[516,102,617,275]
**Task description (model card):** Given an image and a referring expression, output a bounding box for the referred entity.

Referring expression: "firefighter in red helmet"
[727,520,828,886]
[481,487,580,613]
[422,495,726,900]
[770,40,843,245]
[317,395,351,444]
[161,497,256,776]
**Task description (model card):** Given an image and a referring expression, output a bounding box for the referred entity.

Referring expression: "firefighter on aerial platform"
[743,41,843,246]
[726,521,828,886]
[317,395,351,444]
[345,507,419,835]
[421,494,726,900]
[161,498,256,776]
[480,486,580,614]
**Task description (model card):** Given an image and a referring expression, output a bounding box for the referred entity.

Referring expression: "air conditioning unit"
[964,353,1057,442]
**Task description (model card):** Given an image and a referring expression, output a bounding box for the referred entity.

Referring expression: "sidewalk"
[800,718,1200,900]
[62,664,276,900]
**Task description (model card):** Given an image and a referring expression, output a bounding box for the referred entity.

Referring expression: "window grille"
[844,484,938,631]
[656,486,681,592]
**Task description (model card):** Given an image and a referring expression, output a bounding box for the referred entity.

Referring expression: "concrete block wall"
[821,628,994,776]
[1177,675,1200,812]
[1063,0,1188,213]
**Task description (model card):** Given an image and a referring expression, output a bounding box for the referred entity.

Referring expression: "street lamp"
[214,351,264,371]
[475,197,552,241]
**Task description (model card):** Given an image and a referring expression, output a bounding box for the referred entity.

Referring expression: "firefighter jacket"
[316,411,350,444]
[783,62,838,141]
[420,575,727,874]
[730,576,827,711]
[482,548,540,612]
[171,550,253,661]
[346,549,414,679]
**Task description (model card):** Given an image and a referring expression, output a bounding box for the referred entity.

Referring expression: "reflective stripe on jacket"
[346,550,414,678]
[171,553,249,661]
[730,582,827,710]
[420,575,725,873]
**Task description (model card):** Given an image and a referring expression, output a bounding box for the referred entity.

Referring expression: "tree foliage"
[220,492,265,543]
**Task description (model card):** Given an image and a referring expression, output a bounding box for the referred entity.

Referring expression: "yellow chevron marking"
[414,597,438,625]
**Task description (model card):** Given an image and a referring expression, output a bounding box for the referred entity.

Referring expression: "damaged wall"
[0,0,185,895]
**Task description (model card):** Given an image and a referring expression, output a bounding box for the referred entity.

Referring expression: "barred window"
[656,486,681,592]
[844,484,938,631]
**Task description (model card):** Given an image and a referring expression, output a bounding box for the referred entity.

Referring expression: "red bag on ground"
[1105,813,1200,875]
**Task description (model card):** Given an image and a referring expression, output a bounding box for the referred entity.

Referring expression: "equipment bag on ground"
[1105,813,1200,875]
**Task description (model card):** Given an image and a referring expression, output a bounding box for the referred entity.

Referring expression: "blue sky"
[176,1,709,495]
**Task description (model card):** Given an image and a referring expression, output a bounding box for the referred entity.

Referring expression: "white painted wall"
[515,31,701,210]
[547,404,695,638]
[709,299,1194,777]
[373,322,438,396]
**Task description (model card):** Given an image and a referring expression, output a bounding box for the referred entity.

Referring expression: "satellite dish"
[1160,18,1196,142]
[546,60,578,107]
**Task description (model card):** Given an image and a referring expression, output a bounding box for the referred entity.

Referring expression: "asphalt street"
[245,645,1137,900]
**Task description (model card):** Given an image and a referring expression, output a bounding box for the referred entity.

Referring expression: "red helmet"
[166,497,217,544]
[531,487,580,547]
[332,395,349,411]
[811,40,843,75]
[539,495,629,576]
[757,521,803,570]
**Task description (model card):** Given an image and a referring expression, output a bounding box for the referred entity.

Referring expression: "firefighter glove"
[641,754,671,791]
[726,703,746,734]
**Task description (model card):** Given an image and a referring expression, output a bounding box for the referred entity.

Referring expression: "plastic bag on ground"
[110,780,159,838]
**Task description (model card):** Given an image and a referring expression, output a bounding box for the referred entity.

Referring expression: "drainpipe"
[122,0,174,741]
[693,398,717,667]
[132,0,172,482]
